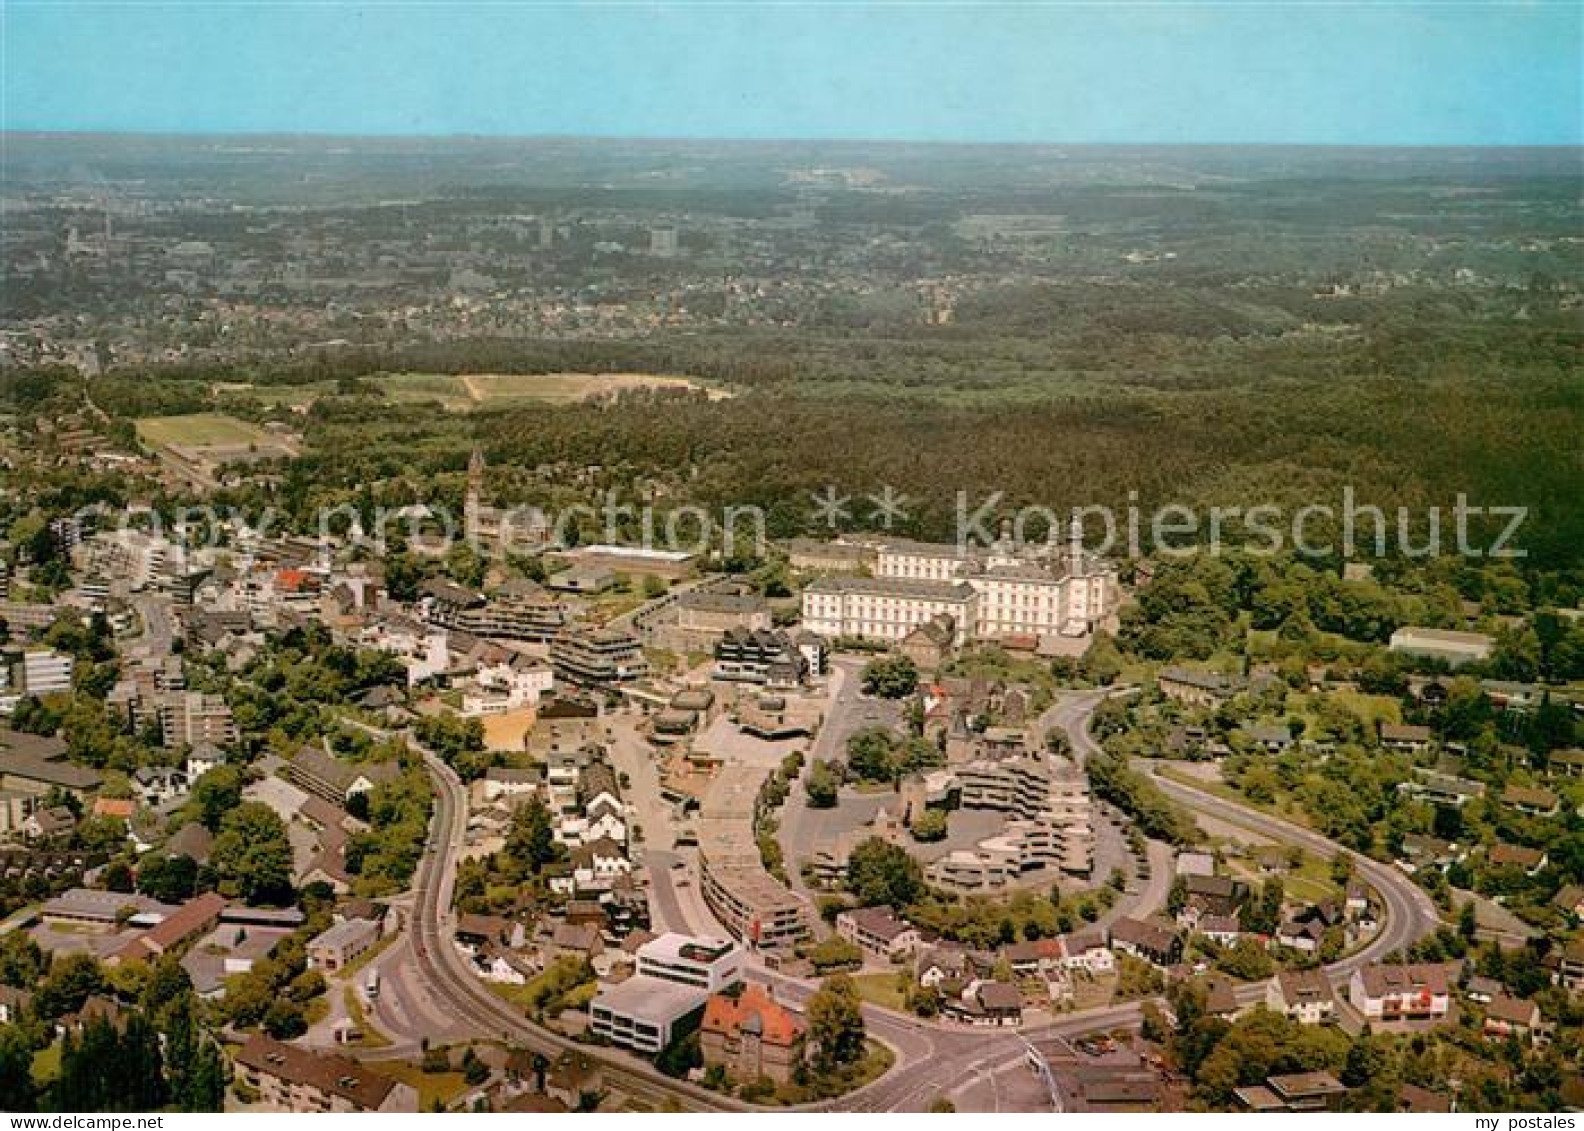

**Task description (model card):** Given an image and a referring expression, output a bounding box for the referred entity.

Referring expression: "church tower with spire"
[465,447,485,542]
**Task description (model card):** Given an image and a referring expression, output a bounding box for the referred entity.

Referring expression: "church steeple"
[465,447,485,536]
[1067,512,1085,575]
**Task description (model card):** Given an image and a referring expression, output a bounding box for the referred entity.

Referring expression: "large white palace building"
[799,519,1118,645]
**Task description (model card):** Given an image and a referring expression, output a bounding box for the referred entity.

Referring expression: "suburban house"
[1109,918,1183,969]
[1058,930,1115,974]
[1501,784,1560,817]
[835,905,922,964]
[1379,723,1433,753]
[1483,995,1544,1043]
[1236,1072,1347,1113]
[942,980,1023,1027]
[1488,843,1548,876]
[1348,963,1452,1025]
[1266,969,1337,1025]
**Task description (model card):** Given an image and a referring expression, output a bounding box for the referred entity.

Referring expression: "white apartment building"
[360,618,450,687]
[157,690,238,749]
[918,754,1095,885]
[20,650,73,695]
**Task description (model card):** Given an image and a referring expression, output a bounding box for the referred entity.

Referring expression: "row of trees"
[0,946,228,1113]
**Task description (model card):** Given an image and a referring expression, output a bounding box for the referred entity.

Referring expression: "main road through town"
[344,721,747,1111]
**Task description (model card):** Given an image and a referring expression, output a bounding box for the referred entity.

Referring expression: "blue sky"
[3,3,1580,144]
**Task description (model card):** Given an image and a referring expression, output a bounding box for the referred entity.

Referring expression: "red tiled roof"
[702,984,804,1048]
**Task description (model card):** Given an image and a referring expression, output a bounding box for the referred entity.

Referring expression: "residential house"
[131,765,187,807]
[0,985,32,1025]
[1157,667,1244,708]
[1266,969,1337,1025]
[1547,749,1584,779]
[571,836,631,894]
[1553,936,1584,992]
[1109,918,1183,969]
[899,614,957,673]
[1397,1084,1452,1114]
[835,906,922,964]
[544,1051,603,1109]
[1502,784,1560,817]
[1484,995,1544,1043]
[1182,873,1246,919]
[1396,833,1462,874]
[1242,724,1293,754]
[456,913,525,954]
[22,806,76,841]
[1348,963,1452,1025]
[1464,975,1503,1005]
[1197,915,1244,948]
[1059,930,1116,975]
[285,746,400,806]
[1489,843,1548,876]
[1551,885,1584,920]
[1003,938,1065,978]
[915,944,978,989]
[1274,918,1327,955]
[1237,1072,1347,1113]
[943,980,1023,1027]
[1398,769,1485,809]
[547,921,604,963]
[1379,723,1433,753]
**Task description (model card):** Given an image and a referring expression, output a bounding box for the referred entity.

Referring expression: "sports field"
[134,413,280,449]
[447,371,726,407]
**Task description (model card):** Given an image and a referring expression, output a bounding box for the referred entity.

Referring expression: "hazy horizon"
[5,128,1584,151]
[5,3,1580,146]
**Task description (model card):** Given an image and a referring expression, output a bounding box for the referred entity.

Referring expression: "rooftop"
[235,1034,406,1110]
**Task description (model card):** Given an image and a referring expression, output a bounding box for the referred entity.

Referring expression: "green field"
[376,1059,469,1111]
[217,371,725,413]
[135,412,279,449]
[850,971,910,1012]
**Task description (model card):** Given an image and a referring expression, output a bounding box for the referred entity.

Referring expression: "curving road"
[351,690,1443,1112]
[402,741,747,1111]
[827,691,1445,1111]
[323,721,749,1109]
[1140,764,1442,975]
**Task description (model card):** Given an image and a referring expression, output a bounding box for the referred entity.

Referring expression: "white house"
[1349,963,1451,1024]
[571,836,632,893]
[1059,931,1115,975]
[1267,969,1337,1025]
